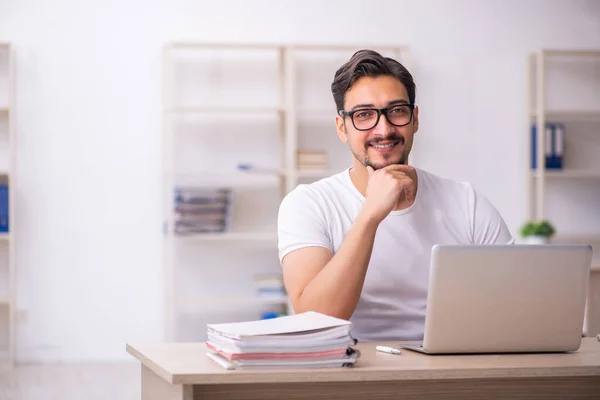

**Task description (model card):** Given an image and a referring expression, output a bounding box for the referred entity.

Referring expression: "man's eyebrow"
[350,103,374,110]
[350,99,410,110]
[388,99,410,106]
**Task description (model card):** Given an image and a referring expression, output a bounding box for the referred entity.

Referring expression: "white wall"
[0,0,599,362]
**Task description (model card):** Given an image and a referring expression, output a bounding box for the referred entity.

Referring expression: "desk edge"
[169,365,600,385]
[126,343,175,384]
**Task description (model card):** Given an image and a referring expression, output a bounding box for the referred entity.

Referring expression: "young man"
[277,49,514,342]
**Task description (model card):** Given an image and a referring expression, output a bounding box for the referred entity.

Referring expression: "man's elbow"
[291,296,353,321]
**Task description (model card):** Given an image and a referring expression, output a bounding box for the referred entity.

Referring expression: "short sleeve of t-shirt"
[277,185,333,263]
[466,184,515,245]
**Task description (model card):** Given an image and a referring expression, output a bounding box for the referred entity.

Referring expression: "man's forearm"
[294,211,380,320]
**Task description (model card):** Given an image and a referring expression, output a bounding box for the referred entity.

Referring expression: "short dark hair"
[331,49,416,112]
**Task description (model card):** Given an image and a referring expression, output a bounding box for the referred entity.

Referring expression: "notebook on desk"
[206,311,360,370]
[399,244,592,355]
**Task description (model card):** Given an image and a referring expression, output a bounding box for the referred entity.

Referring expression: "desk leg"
[141,365,192,400]
[584,270,600,337]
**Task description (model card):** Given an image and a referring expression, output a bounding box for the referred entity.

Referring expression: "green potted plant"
[519,220,556,244]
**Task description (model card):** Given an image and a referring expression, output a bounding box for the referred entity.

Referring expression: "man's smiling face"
[336,75,419,170]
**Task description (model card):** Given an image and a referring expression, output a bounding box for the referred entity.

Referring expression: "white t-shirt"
[277,167,514,342]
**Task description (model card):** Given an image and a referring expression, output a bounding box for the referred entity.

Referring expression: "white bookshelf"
[162,43,410,342]
[0,42,15,366]
[526,50,600,246]
[526,50,600,337]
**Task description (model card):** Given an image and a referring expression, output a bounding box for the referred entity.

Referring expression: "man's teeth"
[372,143,395,148]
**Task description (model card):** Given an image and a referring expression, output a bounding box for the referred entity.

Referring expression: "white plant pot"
[523,235,549,245]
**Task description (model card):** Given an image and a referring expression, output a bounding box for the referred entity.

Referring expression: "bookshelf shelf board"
[295,169,345,178]
[169,170,286,179]
[530,110,600,121]
[296,107,337,115]
[168,171,285,189]
[175,295,289,306]
[173,232,277,242]
[164,106,284,115]
[530,169,600,179]
[165,42,408,52]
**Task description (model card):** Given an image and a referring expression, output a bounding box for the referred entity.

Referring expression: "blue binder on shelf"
[0,184,8,232]
[531,122,564,170]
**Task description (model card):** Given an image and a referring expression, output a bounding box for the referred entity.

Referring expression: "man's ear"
[335,115,348,143]
[412,106,419,134]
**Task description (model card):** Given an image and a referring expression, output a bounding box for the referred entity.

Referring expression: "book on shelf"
[205,311,360,370]
[297,163,328,171]
[297,150,328,171]
[297,150,327,163]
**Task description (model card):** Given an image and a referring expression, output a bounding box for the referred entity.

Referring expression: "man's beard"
[352,134,407,170]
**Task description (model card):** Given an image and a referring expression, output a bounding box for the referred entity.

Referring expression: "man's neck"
[348,161,418,211]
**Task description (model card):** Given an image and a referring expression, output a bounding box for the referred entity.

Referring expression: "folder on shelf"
[205,311,360,370]
[553,123,565,169]
[0,184,8,233]
[531,122,564,170]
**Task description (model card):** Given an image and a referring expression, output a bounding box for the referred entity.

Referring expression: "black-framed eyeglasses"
[338,104,415,131]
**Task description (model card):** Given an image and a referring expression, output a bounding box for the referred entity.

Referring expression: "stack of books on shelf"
[173,187,232,234]
[254,273,287,301]
[206,311,360,370]
[297,150,327,171]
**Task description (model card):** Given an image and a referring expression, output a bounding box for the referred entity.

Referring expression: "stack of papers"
[206,311,360,370]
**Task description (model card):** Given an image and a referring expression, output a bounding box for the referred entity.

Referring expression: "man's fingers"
[405,187,414,202]
[386,173,415,202]
[366,166,374,178]
[369,167,415,202]
[385,171,415,184]
[382,164,414,173]
[386,170,415,183]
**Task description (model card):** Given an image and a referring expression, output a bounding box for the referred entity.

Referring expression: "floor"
[0,362,140,400]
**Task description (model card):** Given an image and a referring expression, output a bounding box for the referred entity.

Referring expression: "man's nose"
[371,112,394,137]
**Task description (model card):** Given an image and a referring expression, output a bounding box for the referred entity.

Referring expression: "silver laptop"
[400,244,592,354]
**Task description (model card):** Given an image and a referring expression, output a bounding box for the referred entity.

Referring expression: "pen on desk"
[376,345,402,355]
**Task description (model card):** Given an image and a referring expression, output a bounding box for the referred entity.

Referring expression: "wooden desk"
[127,338,600,400]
